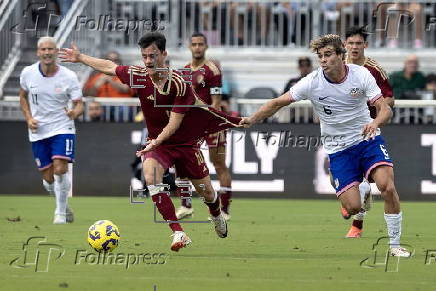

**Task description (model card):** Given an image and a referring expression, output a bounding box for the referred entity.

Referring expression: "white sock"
[43,180,55,196]
[359,180,371,205]
[354,210,366,221]
[219,186,232,192]
[384,211,402,247]
[54,173,70,216]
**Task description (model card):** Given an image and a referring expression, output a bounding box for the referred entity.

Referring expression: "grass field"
[1,195,436,291]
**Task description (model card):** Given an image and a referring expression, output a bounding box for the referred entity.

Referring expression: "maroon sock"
[152,193,183,232]
[204,196,221,217]
[177,186,192,208]
[352,219,363,230]
[220,191,232,214]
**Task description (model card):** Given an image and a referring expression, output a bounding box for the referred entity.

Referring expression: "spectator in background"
[87,100,104,122]
[426,74,436,98]
[389,54,426,99]
[83,52,135,98]
[282,56,313,94]
[421,74,436,123]
[386,2,423,49]
[83,51,135,122]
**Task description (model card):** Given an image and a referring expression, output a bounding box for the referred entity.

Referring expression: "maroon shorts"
[205,130,227,148]
[143,145,209,179]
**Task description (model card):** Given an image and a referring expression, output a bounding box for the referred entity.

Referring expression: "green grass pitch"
[1,195,436,291]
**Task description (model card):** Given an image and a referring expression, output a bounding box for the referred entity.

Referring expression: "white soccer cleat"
[176,206,194,219]
[390,247,411,257]
[221,211,231,221]
[210,213,228,238]
[170,231,192,252]
[66,206,74,223]
[53,214,66,224]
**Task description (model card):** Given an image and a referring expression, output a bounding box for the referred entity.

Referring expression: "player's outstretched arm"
[239,92,292,128]
[19,88,38,131]
[59,43,117,76]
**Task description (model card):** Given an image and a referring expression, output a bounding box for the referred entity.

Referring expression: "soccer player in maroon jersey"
[59,32,241,252]
[340,26,395,238]
[175,33,233,221]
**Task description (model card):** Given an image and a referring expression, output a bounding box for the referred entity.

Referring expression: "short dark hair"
[191,32,208,44]
[298,56,312,67]
[138,32,166,51]
[427,73,436,84]
[345,26,369,42]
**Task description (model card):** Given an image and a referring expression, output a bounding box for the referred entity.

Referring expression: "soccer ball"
[87,220,120,252]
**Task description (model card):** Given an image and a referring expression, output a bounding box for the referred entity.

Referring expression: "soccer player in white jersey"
[239,34,410,257]
[19,37,84,224]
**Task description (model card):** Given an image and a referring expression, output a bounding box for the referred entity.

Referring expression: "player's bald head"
[405,54,418,63]
[37,37,57,48]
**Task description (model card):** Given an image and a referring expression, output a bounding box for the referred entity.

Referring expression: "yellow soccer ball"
[87,220,120,253]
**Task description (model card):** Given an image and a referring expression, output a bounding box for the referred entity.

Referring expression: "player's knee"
[144,173,157,185]
[344,202,361,215]
[53,165,67,175]
[379,182,397,199]
[212,160,227,172]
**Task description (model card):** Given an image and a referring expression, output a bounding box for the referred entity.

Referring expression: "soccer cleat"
[210,213,228,238]
[53,214,66,224]
[390,247,411,257]
[345,226,362,238]
[170,231,192,252]
[341,207,351,220]
[176,206,194,220]
[66,206,74,223]
[221,211,231,221]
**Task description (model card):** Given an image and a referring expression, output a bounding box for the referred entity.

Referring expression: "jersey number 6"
[323,105,332,115]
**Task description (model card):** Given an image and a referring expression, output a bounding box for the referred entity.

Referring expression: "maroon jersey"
[115,65,240,146]
[348,57,394,118]
[184,59,222,105]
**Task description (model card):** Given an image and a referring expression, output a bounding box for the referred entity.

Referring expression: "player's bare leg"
[329,170,352,220]
[41,166,54,195]
[345,180,372,237]
[370,166,409,257]
[338,186,364,238]
[52,159,71,224]
[143,158,190,251]
[175,178,194,219]
[191,176,228,238]
[209,144,232,220]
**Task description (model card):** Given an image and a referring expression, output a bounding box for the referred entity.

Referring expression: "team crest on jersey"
[54,83,64,93]
[349,88,364,97]
[335,178,339,189]
[196,74,205,87]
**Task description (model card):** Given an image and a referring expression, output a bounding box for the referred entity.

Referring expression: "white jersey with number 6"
[20,62,82,142]
[289,64,382,154]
